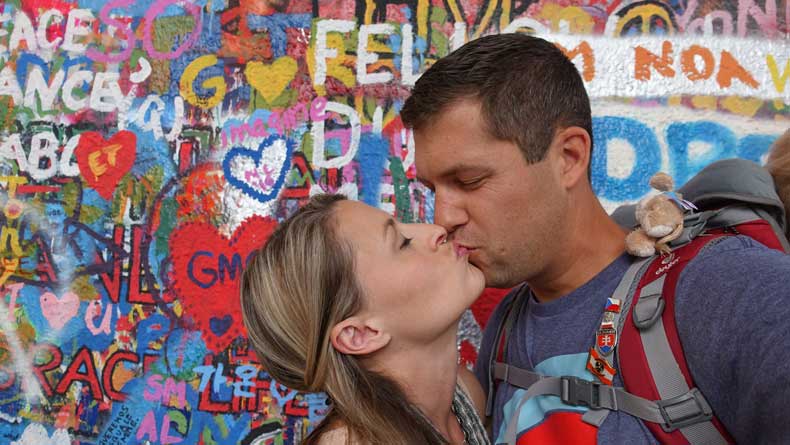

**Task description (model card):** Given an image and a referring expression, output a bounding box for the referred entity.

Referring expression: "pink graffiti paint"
[137,411,184,444]
[39,291,80,330]
[142,0,203,60]
[244,166,277,193]
[143,375,187,408]
[5,283,24,322]
[86,0,135,63]
[84,300,113,335]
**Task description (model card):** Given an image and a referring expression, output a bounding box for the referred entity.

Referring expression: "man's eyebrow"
[445,164,489,176]
[419,165,489,184]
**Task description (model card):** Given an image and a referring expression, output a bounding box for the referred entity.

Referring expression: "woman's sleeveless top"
[452,383,491,445]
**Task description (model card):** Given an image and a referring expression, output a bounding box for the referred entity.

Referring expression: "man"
[401,33,790,444]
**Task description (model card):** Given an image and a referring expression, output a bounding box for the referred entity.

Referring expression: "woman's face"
[332,200,485,345]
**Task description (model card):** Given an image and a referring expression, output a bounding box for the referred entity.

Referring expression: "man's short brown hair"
[401,33,593,165]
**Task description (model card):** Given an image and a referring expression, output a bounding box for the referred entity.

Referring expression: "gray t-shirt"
[475,236,790,444]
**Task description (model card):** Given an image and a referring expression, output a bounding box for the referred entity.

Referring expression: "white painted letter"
[401,24,421,86]
[24,67,65,112]
[90,71,123,112]
[314,19,355,86]
[0,134,28,172]
[62,70,93,111]
[28,132,60,181]
[36,9,65,50]
[357,24,395,85]
[311,101,360,169]
[9,11,38,53]
[0,66,23,105]
[60,134,81,177]
[62,9,94,54]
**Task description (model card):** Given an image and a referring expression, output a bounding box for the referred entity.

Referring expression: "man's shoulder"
[674,234,790,328]
[682,235,790,283]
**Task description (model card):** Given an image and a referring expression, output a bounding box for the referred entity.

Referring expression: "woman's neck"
[364,327,465,442]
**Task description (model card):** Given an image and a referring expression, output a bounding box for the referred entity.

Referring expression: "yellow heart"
[721,96,763,117]
[245,57,298,104]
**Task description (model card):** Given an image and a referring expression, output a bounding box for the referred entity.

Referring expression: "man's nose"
[433,193,468,234]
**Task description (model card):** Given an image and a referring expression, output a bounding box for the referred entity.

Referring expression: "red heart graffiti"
[169,215,277,352]
[75,131,137,200]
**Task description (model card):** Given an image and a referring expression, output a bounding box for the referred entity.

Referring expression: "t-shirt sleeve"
[675,236,790,444]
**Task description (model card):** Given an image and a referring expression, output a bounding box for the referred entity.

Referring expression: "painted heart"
[11,423,71,445]
[169,215,278,352]
[245,56,298,103]
[39,291,80,330]
[75,130,137,200]
[209,315,233,337]
[223,134,294,203]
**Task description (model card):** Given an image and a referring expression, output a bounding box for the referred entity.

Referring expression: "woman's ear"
[330,317,391,356]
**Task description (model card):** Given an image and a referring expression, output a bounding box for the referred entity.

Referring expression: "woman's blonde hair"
[239,194,447,444]
[766,129,790,238]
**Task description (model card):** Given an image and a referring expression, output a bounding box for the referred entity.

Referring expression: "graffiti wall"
[0,0,786,443]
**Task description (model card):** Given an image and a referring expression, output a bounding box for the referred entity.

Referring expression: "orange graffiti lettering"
[680,45,715,81]
[87,143,124,179]
[716,50,759,89]
[635,41,675,81]
[556,41,595,82]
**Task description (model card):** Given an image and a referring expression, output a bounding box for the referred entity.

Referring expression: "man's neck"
[530,199,627,302]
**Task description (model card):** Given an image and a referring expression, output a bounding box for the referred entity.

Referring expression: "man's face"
[414,99,568,288]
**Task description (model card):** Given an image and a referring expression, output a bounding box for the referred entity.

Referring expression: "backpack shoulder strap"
[707,205,790,253]
[485,285,527,417]
[619,234,735,445]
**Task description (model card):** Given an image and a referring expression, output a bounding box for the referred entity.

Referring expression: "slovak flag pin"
[597,326,617,355]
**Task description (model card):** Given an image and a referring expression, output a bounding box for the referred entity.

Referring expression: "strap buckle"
[560,376,602,410]
[657,388,714,432]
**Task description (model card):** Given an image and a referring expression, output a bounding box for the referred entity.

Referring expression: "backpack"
[487,158,789,445]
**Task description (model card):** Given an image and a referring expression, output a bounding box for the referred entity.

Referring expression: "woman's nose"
[428,225,448,250]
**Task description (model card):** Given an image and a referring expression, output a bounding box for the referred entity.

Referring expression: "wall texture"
[0,0,787,443]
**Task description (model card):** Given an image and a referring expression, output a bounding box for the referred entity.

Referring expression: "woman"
[766,129,790,239]
[240,194,490,444]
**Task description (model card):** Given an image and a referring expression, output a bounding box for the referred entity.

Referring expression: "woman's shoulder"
[457,364,487,418]
[313,423,359,445]
[315,427,348,445]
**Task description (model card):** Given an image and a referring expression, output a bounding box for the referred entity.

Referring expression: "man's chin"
[481,269,520,289]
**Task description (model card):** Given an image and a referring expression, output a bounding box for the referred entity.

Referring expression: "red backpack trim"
[619,233,734,444]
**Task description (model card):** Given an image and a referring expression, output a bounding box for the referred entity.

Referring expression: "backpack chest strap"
[499,369,719,445]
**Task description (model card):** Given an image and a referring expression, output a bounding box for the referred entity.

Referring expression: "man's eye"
[459,178,483,188]
[400,237,413,249]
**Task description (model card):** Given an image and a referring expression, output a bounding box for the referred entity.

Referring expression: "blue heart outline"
[223,134,295,203]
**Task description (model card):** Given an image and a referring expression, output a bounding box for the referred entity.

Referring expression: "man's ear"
[330,317,391,356]
[554,126,591,189]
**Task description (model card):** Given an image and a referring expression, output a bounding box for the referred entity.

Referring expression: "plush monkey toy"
[625,173,689,257]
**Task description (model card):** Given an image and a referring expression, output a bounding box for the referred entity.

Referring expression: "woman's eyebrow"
[383,218,396,241]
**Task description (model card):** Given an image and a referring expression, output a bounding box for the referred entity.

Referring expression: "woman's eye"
[400,237,412,249]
